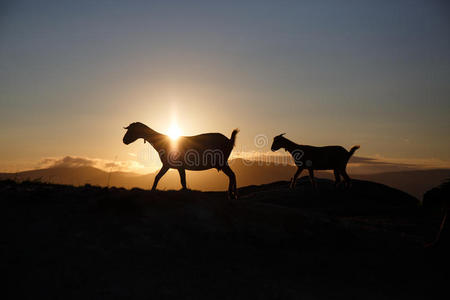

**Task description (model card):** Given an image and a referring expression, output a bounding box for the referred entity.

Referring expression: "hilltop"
[3,178,447,299]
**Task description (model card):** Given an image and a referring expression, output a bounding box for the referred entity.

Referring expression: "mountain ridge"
[1,158,449,199]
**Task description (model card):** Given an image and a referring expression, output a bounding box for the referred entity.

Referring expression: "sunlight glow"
[167,123,182,141]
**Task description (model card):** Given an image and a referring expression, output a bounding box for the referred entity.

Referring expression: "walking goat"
[271,133,359,189]
[123,122,239,199]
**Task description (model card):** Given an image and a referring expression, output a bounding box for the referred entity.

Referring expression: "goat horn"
[124,126,129,129]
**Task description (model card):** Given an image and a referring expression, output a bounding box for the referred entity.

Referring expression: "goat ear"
[279,133,286,137]
[124,126,129,130]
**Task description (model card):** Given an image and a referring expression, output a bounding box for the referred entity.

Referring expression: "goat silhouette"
[123,122,239,199]
[271,133,359,189]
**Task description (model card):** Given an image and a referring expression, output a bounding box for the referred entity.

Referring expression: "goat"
[123,122,239,199]
[271,133,360,190]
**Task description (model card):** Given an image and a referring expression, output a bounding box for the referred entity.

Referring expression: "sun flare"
[167,123,181,141]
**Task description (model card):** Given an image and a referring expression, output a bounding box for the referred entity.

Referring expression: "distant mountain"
[1,158,449,199]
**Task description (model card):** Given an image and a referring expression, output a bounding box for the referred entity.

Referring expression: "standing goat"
[123,122,239,199]
[271,134,360,189]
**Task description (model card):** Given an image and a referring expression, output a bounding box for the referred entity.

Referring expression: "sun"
[167,123,181,141]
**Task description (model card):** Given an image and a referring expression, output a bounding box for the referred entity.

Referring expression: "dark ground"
[2,178,448,299]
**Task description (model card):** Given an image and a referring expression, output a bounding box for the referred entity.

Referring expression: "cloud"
[104,162,118,169]
[32,152,450,176]
[230,151,450,173]
[351,156,450,171]
[37,156,147,173]
[38,156,96,168]
[349,156,415,167]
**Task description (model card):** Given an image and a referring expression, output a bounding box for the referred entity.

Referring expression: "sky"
[1,0,449,173]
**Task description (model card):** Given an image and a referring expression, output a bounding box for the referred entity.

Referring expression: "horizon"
[1,1,450,176]
[3,154,450,176]
[3,155,450,200]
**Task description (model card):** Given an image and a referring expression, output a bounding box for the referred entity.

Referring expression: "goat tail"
[223,129,239,161]
[348,145,360,158]
[229,129,240,149]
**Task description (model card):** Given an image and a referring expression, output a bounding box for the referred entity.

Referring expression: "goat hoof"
[228,191,238,201]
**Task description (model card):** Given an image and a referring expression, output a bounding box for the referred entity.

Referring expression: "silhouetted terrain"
[2,159,449,199]
[3,178,448,299]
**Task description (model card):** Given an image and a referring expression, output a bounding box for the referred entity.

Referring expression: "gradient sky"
[1,0,449,173]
